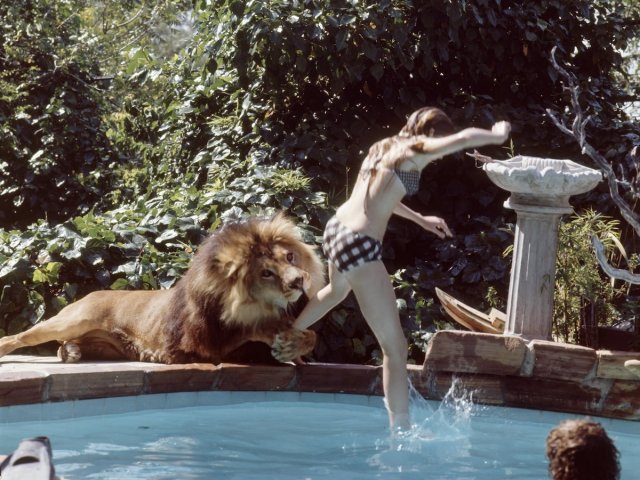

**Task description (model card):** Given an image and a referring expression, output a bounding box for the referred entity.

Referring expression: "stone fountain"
[483,156,602,340]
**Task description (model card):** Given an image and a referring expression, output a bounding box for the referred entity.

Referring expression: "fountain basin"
[483,155,602,208]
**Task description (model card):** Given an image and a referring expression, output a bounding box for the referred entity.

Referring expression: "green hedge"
[1,0,638,362]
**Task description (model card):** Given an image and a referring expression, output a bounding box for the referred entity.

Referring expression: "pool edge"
[1,330,639,422]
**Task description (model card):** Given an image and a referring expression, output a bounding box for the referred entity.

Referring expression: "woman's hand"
[491,121,511,142]
[420,216,452,239]
[465,149,495,164]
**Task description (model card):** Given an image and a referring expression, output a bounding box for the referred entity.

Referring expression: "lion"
[0,213,325,364]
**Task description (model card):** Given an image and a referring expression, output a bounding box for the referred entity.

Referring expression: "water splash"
[406,376,475,447]
[368,376,477,473]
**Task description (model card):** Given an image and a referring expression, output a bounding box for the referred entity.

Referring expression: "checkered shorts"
[322,216,382,273]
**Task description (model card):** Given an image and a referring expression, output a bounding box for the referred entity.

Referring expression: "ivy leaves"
[1,0,638,361]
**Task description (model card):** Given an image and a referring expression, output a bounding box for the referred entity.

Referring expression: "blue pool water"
[1,388,638,480]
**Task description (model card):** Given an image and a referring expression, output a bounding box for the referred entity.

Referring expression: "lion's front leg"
[270,328,316,363]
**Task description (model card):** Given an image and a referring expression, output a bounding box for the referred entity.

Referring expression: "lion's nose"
[288,276,304,290]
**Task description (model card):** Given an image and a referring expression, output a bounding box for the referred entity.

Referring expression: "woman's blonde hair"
[399,106,455,139]
[363,106,455,175]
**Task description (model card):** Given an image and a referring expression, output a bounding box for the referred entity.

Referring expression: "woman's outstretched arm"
[393,121,511,169]
[393,203,452,238]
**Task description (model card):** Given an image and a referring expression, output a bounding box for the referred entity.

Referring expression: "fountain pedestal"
[484,156,602,340]
[503,199,572,340]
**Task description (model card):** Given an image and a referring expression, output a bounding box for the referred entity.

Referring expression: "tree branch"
[547,46,640,283]
[592,236,640,284]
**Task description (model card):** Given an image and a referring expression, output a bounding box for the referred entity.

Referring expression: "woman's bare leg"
[294,263,352,330]
[347,261,410,430]
[273,263,352,362]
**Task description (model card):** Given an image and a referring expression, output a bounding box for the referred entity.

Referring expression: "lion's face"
[199,214,326,328]
[248,243,311,309]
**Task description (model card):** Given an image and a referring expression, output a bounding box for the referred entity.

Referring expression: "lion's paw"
[271,329,316,363]
[57,341,82,363]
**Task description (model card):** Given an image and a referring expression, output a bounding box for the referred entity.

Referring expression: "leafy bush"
[554,210,630,343]
[1,0,638,363]
[0,166,325,347]
[0,1,120,227]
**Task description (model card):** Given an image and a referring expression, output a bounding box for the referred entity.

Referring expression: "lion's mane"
[163,213,325,364]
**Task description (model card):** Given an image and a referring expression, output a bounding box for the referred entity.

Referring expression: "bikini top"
[360,167,421,196]
[394,169,421,196]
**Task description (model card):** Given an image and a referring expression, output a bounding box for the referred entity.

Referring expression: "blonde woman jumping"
[273,107,511,430]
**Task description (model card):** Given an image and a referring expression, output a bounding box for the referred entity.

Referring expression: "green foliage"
[391,214,512,362]
[554,210,628,343]
[0,0,193,228]
[186,0,637,178]
[0,0,119,227]
[0,158,326,346]
[1,0,638,363]
[0,194,197,339]
[145,0,637,363]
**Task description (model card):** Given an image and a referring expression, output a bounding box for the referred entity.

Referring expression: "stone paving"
[1,330,639,420]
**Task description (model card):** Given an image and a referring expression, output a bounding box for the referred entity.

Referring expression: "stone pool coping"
[1,330,639,421]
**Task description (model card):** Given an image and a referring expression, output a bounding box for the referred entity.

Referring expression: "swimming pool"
[1,389,638,479]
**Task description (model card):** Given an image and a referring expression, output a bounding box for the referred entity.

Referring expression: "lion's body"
[0,214,325,364]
